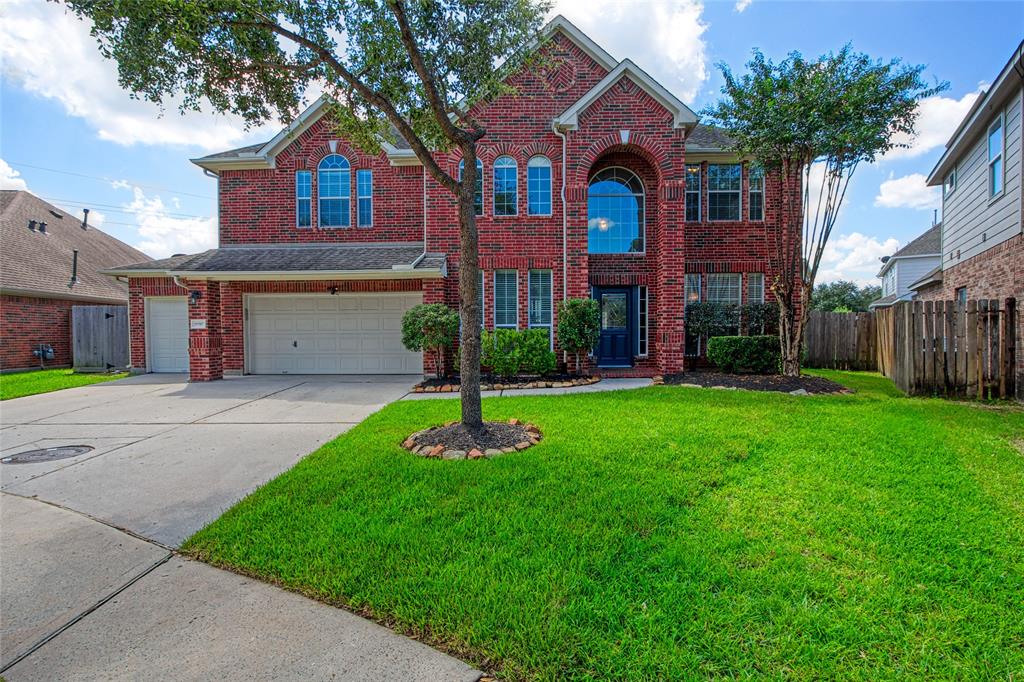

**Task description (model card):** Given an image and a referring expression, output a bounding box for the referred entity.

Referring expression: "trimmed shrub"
[706,335,780,374]
[480,328,556,378]
[401,303,459,377]
[742,302,780,335]
[557,298,600,374]
[518,328,556,375]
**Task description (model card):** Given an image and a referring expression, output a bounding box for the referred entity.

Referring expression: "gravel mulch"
[662,371,850,395]
[402,419,542,460]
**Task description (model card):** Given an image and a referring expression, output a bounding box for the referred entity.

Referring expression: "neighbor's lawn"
[184,372,1024,680]
[0,368,128,400]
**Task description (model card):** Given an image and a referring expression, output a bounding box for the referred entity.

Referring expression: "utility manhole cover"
[1,445,94,464]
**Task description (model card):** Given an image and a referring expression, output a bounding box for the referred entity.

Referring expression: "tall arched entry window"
[318,154,351,227]
[587,167,644,253]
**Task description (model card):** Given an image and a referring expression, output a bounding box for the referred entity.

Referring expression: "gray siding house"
[869,223,941,309]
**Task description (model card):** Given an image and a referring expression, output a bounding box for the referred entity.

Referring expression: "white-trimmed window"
[356,169,372,227]
[636,286,648,357]
[988,113,1004,197]
[708,164,741,221]
[527,156,552,216]
[748,166,764,221]
[296,170,311,228]
[748,273,765,303]
[494,270,518,328]
[685,164,701,222]
[318,154,350,227]
[587,167,645,253]
[943,164,957,198]
[459,158,484,216]
[493,156,518,216]
[528,270,552,343]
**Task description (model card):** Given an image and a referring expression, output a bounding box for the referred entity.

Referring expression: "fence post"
[1004,298,1017,399]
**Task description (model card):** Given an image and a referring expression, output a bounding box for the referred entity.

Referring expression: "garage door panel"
[248,294,422,375]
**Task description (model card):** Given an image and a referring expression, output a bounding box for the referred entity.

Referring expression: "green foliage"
[684,302,733,339]
[0,369,128,401]
[556,298,600,373]
[706,335,781,374]
[480,328,555,378]
[811,280,882,312]
[742,302,780,335]
[186,373,1024,680]
[401,303,458,376]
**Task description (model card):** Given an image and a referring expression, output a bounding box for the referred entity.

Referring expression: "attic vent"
[28,220,36,231]
[49,209,63,219]
[38,222,47,233]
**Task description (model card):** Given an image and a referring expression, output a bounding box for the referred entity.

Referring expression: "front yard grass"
[0,368,128,400]
[184,371,1024,680]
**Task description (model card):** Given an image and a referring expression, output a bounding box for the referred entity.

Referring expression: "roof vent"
[82,207,90,230]
[28,220,37,231]
[49,209,63,219]
[880,255,891,264]
[38,221,47,233]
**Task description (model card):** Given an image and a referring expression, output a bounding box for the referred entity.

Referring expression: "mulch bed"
[413,374,599,393]
[402,419,541,460]
[661,371,850,395]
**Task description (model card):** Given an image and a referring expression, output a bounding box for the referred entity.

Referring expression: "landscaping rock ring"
[401,418,542,460]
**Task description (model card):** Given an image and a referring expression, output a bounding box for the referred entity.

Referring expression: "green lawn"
[184,372,1024,680]
[0,368,128,400]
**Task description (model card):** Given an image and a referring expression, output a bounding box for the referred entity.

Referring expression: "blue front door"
[595,287,633,367]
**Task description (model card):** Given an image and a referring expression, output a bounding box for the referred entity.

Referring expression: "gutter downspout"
[552,121,568,302]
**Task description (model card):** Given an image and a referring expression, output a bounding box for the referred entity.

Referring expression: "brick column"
[657,177,687,374]
[187,279,223,381]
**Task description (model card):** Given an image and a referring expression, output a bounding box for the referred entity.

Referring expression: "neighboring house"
[918,39,1023,396]
[868,223,942,309]
[1,190,150,371]
[104,16,801,381]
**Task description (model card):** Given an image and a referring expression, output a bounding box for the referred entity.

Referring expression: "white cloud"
[552,0,709,102]
[734,0,752,12]
[874,172,940,210]
[0,158,29,191]
[817,232,900,285]
[121,187,216,258]
[0,0,271,151]
[884,89,983,161]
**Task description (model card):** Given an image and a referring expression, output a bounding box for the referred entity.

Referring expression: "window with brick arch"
[318,154,350,228]
[527,156,552,216]
[587,167,645,253]
[493,156,518,216]
[458,158,484,216]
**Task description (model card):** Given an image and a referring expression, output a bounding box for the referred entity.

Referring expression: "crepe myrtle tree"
[64,0,549,428]
[703,46,946,376]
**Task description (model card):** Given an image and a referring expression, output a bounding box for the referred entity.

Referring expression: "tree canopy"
[811,280,882,312]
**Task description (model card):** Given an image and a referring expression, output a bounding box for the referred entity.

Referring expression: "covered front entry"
[593,286,633,367]
[246,293,423,374]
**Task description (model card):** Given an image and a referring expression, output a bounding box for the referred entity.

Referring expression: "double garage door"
[247,293,423,375]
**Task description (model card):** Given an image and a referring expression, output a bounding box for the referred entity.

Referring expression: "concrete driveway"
[0,374,480,681]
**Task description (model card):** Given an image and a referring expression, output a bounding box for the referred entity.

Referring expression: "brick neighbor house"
[1,190,149,371]
[105,16,801,382]
[914,40,1023,396]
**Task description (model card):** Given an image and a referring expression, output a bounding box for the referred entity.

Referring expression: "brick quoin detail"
[128,31,802,379]
[1,295,115,371]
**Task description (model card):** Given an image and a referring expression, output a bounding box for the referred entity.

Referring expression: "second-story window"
[685,164,701,222]
[988,113,1004,197]
[458,158,484,216]
[943,164,957,198]
[318,154,350,228]
[527,156,552,215]
[748,166,764,221]
[356,169,372,227]
[587,167,645,253]
[493,156,518,216]
[708,164,741,221]
[296,170,312,228]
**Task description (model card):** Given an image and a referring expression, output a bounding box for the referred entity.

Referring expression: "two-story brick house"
[105,16,799,381]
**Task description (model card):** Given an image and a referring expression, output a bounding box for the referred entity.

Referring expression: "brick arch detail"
[574,134,669,186]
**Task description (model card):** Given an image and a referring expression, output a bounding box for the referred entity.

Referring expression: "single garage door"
[147,297,189,373]
[247,293,423,374]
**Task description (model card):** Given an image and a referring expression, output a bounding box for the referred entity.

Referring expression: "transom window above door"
[587,167,645,254]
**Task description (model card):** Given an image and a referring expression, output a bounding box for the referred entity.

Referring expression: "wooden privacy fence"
[879,298,1016,399]
[72,305,129,372]
[803,310,878,371]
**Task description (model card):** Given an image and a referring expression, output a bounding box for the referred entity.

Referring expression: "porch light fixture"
[328,286,339,295]
[189,290,203,305]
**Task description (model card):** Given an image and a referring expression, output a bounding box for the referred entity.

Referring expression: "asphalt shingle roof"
[1,190,150,302]
[685,125,734,151]
[891,223,942,258]
[106,243,445,274]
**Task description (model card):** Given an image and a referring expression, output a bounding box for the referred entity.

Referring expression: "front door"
[595,287,633,367]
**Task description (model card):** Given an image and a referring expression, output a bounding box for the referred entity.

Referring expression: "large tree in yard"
[703,47,945,375]
[66,0,548,428]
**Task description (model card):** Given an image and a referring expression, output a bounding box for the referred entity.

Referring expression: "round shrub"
[706,335,781,374]
[556,298,600,374]
[401,303,459,377]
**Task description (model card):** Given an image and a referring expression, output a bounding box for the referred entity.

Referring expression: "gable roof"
[553,59,699,131]
[1,190,150,303]
[877,223,942,277]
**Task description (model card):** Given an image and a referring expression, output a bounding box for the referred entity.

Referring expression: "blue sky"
[2,0,1022,284]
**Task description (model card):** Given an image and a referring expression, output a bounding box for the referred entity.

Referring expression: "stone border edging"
[412,376,599,393]
[401,418,542,460]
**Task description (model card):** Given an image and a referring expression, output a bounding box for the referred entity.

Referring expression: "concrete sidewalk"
[402,376,653,400]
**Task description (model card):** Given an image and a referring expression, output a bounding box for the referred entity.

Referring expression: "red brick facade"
[128,29,800,381]
[0,294,116,371]
[915,234,1023,397]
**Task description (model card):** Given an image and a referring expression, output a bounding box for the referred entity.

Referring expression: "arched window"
[458,158,484,216]
[493,156,518,216]
[587,167,645,253]
[318,154,350,227]
[527,156,552,216]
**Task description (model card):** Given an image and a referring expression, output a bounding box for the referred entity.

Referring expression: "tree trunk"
[457,149,483,429]
[771,157,807,378]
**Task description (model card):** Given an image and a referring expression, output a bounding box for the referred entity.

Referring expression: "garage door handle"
[292,340,298,348]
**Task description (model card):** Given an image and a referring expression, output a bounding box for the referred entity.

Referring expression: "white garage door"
[247,293,423,375]
[147,297,189,373]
